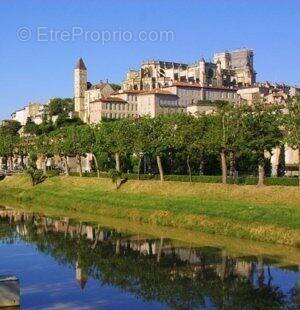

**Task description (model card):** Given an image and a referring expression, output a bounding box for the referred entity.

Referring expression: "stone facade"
[122,48,255,91]
[237,82,299,105]
[89,96,138,124]
[11,102,47,126]
[74,58,115,122]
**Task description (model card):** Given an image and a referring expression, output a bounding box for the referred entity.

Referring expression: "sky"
[0,0,299,120]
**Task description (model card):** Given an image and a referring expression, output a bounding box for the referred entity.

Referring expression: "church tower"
[74,58,87,121]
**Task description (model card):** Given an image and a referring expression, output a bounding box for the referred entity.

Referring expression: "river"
[0,206,299,309]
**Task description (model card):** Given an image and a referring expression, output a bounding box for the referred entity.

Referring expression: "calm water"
[0,207,299,309]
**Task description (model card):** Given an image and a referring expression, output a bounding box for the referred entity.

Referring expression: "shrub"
[26,168,47,186]
[46,170,60,178]
[108,169,123,189]
[66,171,298,186]
[26,152,47,186]
[266,177,298,187]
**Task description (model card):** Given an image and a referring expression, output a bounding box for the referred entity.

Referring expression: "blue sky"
[0,0,299,119]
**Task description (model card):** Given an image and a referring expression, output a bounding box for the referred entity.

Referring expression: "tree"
[0,120,21,136]
[158,113,206,182]
[204,102,246,184]
[184,114,208,181]
[131,117,155,180]
[0,126,19,170]
[95,119,134,173]
[284,98,300,185]
[26,152,46,186]
[35,134,54,174]
[243,102,283,186]
[57,125,93,177]
[23,117,41,136]
[48,98,74,116]
[141,115,174,182]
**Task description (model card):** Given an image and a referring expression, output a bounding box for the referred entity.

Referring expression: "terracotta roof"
[111,90,141,95]
[90,97,127,103]
[75,58,87,70]
[167,82,237,92]
[138,89,178,96]
[170,82,203,88]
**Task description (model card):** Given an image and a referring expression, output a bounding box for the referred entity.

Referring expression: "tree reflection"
[0,209,296,309]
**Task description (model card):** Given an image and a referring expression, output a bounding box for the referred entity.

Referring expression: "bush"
[26,168,47,186]
[66,171,298,186]
[266,177,299,187]
[46,170,60,178]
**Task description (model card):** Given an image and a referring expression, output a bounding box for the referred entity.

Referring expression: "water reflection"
[0,207,299,309]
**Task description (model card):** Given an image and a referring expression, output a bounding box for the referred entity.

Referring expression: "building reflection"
[0,208,298,309]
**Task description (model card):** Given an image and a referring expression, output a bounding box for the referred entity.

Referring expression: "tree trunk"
[64,156,69,176]
[220,149,227,184]
[137,155,142,180]
[43,157,47,174]
[187,156,192,182]
[230,151,238,183]
[258,163,265,186]
[7,156,12,171]
[92,153,100,178]
[77,155,83,177]
[115,152,120,172]
[156,155,164,182]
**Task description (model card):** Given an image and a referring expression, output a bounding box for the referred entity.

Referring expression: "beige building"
[136,90,180,117]
[11,102,47,125]
[122,48,255,91]
[74,58,115,122]
[89,96,138,124]
[237,82,299,105]
[88,80,239,122]
[164,82,238,107]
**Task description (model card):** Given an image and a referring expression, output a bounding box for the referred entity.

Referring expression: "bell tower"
[74,58,87,120]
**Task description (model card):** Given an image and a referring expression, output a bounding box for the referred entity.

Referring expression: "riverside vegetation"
[0,99,299,246]
[0,175,299,247]
[0,98,299,186]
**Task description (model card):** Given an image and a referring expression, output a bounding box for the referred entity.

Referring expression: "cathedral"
[122,48,256,91]
[74,49,256,122]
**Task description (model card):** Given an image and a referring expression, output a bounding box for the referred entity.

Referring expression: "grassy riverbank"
[0,175,299,246]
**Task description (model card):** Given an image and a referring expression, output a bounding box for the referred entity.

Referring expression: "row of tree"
[0,99,299,186]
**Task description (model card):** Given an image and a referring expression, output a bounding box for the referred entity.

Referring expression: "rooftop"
[90,97,127,103]
[75,58,87,70]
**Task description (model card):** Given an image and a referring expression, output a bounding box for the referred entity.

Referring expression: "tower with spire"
[74,58,87,121]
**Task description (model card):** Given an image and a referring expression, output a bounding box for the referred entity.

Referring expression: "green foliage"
[0,120,22,135]
[109,168,123,189]
[109,83,122,91]
[0,124,19,167]
[46,170,60,178]
[284,99,300,149]
[48,98,74,116]
[0,104,295,183]
[242,102,283,162]
[26,168,46,186]
[23,117,41,135]
[26,152,46,186]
